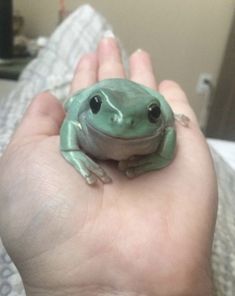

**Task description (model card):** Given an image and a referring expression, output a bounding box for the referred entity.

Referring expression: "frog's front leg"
[60,120,112,185]
[119,127,176,178]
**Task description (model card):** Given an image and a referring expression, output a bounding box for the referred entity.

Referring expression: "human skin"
[0,37,217,296]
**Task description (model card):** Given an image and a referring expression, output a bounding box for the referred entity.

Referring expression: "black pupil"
[148,104,161,123]
[90,95,102,114]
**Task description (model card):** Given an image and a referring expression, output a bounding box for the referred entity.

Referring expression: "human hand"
[0,37,217,296]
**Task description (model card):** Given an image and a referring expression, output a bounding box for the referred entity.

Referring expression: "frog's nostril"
[110,114,119,123]
[110,115,135,127]
[110,115,115,123]
[126,118,135,127]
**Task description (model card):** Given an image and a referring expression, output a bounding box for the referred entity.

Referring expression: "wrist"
[21,251,214,296]
[24,278,214,296]
[24,285,139,296]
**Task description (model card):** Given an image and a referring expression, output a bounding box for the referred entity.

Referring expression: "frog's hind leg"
[119,127,176,178]
[61,150,112,185]
[60,119,112,185]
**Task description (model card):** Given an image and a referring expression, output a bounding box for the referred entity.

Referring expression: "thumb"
[13,92,65,140]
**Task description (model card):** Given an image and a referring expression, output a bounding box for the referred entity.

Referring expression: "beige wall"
[15,0,235,127]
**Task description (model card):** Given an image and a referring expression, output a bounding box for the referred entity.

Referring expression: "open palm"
[0,38,217,296]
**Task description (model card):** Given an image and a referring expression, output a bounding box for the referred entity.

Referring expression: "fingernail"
[135,48,144,53]
[103,30,115,39]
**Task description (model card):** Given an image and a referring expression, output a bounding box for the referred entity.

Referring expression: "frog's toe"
[77,162,97,184]
[118,157,142,171]
[125,167,144,178]
[85,170,111,185]
[118,157,150,172]
[125,161,158,178]
[86,161,112,184]
[95,168,112,183]
[125,168,135,178]
[85,174,97,185]
[101,175,112,183]
[97,170,112,184]
[118,160,128,171]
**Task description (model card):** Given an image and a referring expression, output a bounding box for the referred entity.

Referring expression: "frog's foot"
[118,155,171,178]
[119,126,176,178]
[61,150,112,185]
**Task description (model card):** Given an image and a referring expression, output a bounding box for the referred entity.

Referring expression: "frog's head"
[84,87,166,139]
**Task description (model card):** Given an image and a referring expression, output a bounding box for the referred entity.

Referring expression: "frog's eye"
[90,95,102,114]
[148,103,161,123]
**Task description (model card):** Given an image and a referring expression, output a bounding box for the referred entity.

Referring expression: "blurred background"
[0,0,235,138]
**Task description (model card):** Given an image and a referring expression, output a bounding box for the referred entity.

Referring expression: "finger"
[98,37,126,80]
[13,92,65,140]
[129,49,157,90]
[158,80,199,126]
[70,52,98,94]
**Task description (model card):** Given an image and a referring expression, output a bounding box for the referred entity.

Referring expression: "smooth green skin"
[60,78,176,184]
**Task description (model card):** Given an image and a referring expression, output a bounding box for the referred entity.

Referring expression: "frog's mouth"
[86,122,164,143]
[83,122,164,160]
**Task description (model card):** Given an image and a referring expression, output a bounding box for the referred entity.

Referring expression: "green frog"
[60,78,177,184]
